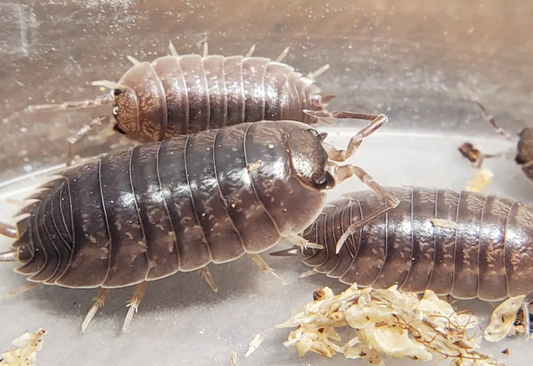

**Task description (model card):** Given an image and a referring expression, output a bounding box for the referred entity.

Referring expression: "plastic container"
[0,1,531,365]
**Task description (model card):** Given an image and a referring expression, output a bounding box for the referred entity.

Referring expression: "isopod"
[0,117,399,333]
[21,42,334,164]
[458,101,533,180]
[272,186,533,305]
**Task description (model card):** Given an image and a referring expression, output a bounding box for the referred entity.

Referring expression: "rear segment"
[301,187,533,301]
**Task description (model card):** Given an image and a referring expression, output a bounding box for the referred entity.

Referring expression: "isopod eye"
[314,171,335,189]
[308,129,320,138]
[113,89,123,97]
[113,124,127,135]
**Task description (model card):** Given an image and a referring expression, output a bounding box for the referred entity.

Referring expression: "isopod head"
[288,129,335,191]
[112,88,140,136]
[516,127,533,180]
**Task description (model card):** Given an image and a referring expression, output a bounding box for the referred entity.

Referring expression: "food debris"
[0,329,47,366]
[430,218,458,230]
[459,142,484,167]
[465,168,494,193]
[501,349,509,356]
[278,284,503,366]
[484,295,527,342]
[245,333,264,358]
[230,351,238,366]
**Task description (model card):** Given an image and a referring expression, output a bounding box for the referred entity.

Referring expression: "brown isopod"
[0,116,399,333]
[272,186,533,311]
[21,42,334,164]
[458,100,533,180]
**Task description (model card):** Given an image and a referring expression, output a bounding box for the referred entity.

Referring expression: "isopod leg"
[305,112,388,162]
[306,64,330,81]
[126,55,140,65]
[199,266,218,293]
[521,300,531,340]
[283,233,323,250]
[66,116,110,166]
[81,288,111,334]
[0,222,17,238]
[274,46,290,63]
[474,100,513,141]
[7,282,43,298]
[26,93,113,113]
[168,40,178,56]
[123,282,148,333]
[245,44,256,58]
[0,249,18,262]
[332,165,400,253]
[249,254,288,286]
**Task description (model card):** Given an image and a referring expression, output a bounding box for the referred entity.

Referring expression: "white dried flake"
[245,333,264,358]
[0,329,47,366]
[431,218,458,230]
[230,351,238,366]
[484,295,527,342]
[277,284,503,366]
[465,168,494,193]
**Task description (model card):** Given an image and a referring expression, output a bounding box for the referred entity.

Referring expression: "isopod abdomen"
[276,187,533,302]
[0,116,398,332]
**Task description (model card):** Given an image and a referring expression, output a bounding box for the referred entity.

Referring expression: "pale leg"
[168,40,178,56]
[7,283,43,298]
[474,100,513,140]
[26,93,113,113]
[304,112,388,162]
[245,44,256,58]
[332,165,400,253]
[283,233,323,250]
[123,282,148,333]
[66,116,110,166]
[199,266,218,293]
[81,289,111,334]
[0,249,18,262]
[203,41,208,57]
[306,64,330,80]
[274,46,290,63]
[249,254,288,286]
[0,222,17,238]
[126,55,140,65]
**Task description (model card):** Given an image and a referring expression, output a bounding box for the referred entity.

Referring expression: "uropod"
[0,116,399,333]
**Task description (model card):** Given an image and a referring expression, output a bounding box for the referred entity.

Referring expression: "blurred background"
[1,0,532,180]
[0,1,532,365]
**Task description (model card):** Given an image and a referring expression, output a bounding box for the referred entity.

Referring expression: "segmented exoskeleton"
[275,187,533,303]
[0,116,399,333]
[22,42,334,164]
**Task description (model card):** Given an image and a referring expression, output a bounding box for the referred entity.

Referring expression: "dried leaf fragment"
[431,218,458,229]
[245,333,264,358]
[0,329,47,366]
[278,284,503,366]
[230,351,238,366]
[484,295,526,342]
[465,168,494,193]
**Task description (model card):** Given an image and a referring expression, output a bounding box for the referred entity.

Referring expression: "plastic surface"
[1,1,532,365]
[0,129,530,366]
